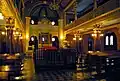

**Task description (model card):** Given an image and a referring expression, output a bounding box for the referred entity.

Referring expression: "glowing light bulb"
[42,37,45,41]
[100,34,104,36]
[31,20,34,24]
[52,38,55,41]
[79,38,82,40]
[51,21,55,25]
[31,37,34,41]
[92,34,94,36]
[0,13,4,20]
[16,32,19,35]
[1,32,5,35]
[73,38,76,40]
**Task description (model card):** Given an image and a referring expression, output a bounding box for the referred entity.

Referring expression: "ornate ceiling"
[24,0,72,17]
[24,0,109,21]
[24,0,74,24]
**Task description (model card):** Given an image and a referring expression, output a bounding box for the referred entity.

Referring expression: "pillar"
[93,0,97,17]
[63,12,66,26]
[6,27,14,54]
[25,17,31,52]
[58,19,64,48]
[83,35,89,53]
[117,27,120,50]
[100,36,104,51]
[74,1,77,20]
[93,0,97,10]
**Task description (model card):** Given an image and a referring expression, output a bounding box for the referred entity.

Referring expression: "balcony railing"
[65,0,120,30]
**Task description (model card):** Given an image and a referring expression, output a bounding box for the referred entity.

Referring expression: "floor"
[0,53,120,81]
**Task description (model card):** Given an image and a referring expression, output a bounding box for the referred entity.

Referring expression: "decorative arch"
[29,3,47,16]
[28,4,59,25]
[52,36,59,48]
[104,32,117,51]
[27,2,59,18]
[29,36,38,47]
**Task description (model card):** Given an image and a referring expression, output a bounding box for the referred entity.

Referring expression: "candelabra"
[91,24,103,51]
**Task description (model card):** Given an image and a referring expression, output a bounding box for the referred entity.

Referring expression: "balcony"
[65,0,120,31]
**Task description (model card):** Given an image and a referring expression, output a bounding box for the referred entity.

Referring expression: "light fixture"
[52,37,55,41]
[31,20,34,24]
[14,76,22,80]
[42,37,45,42]
[73,37,76,40]
[100,34,104,36]
[91,24,103,38]
[31,37,34,41]
[2,65,10,71]
[79,37,82,40]
[13,32,15,35]
[16,32,19,35]
[1,31,5,35]
[51,21,55,25]
[73,31,82,41]
[88,51,93,53]
[70,21,73,23]
[0,13,4,20]
[13,28,16,30]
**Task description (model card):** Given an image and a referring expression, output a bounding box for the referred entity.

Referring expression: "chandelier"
[91,24,104,38]
[73,31,82,40]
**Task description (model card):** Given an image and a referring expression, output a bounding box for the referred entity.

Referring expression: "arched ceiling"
[24,0,108,20]
[24,0,72,16]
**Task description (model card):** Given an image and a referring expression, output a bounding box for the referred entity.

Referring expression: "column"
[25,17,31,52]
[100,35,104,51]
[93,0,97,10]
[74,1,77,20]
[58,19,64,48]
[93,0,97,17]
[83,35,89,53]
[6,27,14,54]
[63,12,67,26]
[117,27,120,50]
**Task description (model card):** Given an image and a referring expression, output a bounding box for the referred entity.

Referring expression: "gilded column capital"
[25,17,31,20]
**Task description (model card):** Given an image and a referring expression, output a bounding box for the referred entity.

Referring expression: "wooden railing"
[34,48,77,70]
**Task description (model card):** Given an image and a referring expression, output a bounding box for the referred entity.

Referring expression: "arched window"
[105,36,109,45]
[110,35,113,45]
[88,38,93,51]
[104,32,117,51]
